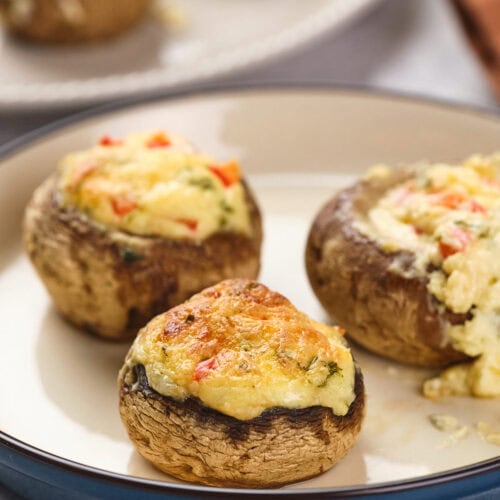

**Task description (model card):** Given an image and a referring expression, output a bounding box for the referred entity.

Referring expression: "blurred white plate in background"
[0,0,379,110]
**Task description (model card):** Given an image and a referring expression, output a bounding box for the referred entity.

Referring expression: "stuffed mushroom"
[118,279,365,488]
[0,0,150,43]
[306,155,500,399]
[23,131,262,340]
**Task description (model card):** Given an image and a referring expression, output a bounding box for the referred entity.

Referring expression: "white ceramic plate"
[0,0,379,110]
[0,87,499,498]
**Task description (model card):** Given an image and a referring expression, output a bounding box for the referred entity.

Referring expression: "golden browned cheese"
[125,280,356,420]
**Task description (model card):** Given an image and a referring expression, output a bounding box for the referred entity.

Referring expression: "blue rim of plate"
[0,82,499,497]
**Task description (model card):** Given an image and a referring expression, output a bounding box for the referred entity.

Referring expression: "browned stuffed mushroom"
[118,279,365,488]
[0,0,150,43]
[306,156,500,399]
[23,132,262,340]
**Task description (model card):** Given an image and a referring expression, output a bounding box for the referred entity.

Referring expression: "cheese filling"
[359,155,500,398]
[125,281,356,420]
[58,131,252,240]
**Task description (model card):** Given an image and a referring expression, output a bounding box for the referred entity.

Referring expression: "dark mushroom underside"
[118,363,365,488]
[306,173,468,367]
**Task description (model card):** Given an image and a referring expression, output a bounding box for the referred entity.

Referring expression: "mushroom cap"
[23,174,262,340]
[118,279,365,487]
[118,363,365,488]
[305,169,468,367]
[0,0,151,43]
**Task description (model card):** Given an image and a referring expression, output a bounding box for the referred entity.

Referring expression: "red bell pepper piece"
[175,218,198,231]
[146,132,171,148]
[193,358,217,381]
[439,226,472,258]
[99,135,122,147]
[209,161,240,187]
[111,195,137,217]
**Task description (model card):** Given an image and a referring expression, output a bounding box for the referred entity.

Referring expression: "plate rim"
[1,432,499,497]
[1,82,499,496]
[2,80,500,161]
[0,0,381,109]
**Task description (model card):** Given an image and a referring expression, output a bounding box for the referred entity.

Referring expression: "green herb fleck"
[303,355,318,371]
[120,247,143,263]
[161,346,168,357]
[240,341,251,351]
[188,178,215,190]
[219,215,228,229]
[416,176,432,190]
[318,362,341,387]
[220,200,234,213]
[454,220,489,238]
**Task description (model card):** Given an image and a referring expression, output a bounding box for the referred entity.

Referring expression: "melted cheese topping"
[58,131,252,240]
[360,155,500,399]
[126,280,356,420]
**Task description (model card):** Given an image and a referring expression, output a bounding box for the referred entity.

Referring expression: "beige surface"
[0,90,499,491]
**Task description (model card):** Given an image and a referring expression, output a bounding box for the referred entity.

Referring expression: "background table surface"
[0,0,498,149]
[1,0,498,498]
